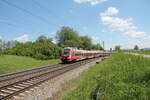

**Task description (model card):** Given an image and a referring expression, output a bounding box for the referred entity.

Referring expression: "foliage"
[91,43,103,50]
[63,53,150,100]
[115,45,121,51]
[56,26,103,50]
[1,36,62,60]
[0,40,19,50]
[79,36,92,50]
[0,55,60,75]
[63,40,79,47]
[56,26,79,47]
[1,26,103,60]
[134,45,139,50]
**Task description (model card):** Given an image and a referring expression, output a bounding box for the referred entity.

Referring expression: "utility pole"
[102,41,105,58]
[102,41,105,51]
[110,48,112,51]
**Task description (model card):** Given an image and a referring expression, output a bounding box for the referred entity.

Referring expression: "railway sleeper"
[1,89,14,94]
[17,84,28,87]
[22,82,33,85]
[12,85,24,89]
[0,90,9,96]
[13,85,26,89]
[7,87,19,91]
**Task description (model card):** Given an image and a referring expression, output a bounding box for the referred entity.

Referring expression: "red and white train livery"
[60,47,112,63]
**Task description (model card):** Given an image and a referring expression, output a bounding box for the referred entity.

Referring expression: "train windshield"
[63,49,70,54]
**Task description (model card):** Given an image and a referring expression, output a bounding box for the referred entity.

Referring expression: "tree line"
[0,36,62,60]
[56,26,103,50]
[0,26,103,60]
[0,40,19,50]
[114,45,139,51]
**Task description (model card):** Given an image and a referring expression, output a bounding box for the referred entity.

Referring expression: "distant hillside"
[141,48,150,50]
[123,48,150,51]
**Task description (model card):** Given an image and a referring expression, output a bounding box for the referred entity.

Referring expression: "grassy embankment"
[63,53,150,100]
[129,50,150,55]
[0,55,60,75]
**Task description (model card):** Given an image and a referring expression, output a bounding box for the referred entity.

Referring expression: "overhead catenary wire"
[1,0,55,25]
[32,0,50,13]
[0,20,17,28]
[0,20,27,31]
[31,0,64,22]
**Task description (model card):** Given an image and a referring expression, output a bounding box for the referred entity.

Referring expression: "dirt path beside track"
[128,53,150,58]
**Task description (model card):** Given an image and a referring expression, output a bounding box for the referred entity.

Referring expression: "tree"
[92,44,103,50]
[36,35,52,43]
[79,36,92,50]
[56,26,79,47]
[2,35,62,60]
[134,45,139,50]
[64,40,79,47]
[0,39,2,50]
[56,26,103,50]
[115,45,121,51]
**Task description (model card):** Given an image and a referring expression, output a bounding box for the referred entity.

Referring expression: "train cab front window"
[63,49,70,54]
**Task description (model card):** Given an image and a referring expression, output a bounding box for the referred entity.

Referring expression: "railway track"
[0,57,102,100]
[0,64,63,88]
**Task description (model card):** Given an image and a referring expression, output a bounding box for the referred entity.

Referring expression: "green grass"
[0,55,60,75]
[129,50,150,55]
[63,53,150,100]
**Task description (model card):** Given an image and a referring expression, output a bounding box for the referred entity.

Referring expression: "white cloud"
[14,34,29,42]
[101,17,137,32]
[74,0,107,5]
[121,36,150,49]
[100,7,146,37]
[50,32,56,34]
[52,38,57,44]
[125,31,146,37]
[101,7,119,16]
[91,36,100,40]
[0,36,2,40]
[91,0,107,5]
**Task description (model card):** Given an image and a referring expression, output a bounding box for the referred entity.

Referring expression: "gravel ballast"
[9,58,103,100]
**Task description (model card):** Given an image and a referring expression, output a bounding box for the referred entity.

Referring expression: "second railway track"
[0,57,103,100]
[0,63,63,88]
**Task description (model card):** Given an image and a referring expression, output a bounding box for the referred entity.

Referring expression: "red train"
[60,47,112,63]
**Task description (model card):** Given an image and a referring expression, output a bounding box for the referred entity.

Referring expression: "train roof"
[64,47,112,53]
[64,47,78,50]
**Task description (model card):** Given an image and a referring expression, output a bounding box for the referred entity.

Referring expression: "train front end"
[60,47,71,63]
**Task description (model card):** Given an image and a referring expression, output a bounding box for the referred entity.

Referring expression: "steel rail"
[0,64,62,81]
[0,57,101,100]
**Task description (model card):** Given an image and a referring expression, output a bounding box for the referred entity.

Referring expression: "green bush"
[1,37,62,60]
[63,53,150,100]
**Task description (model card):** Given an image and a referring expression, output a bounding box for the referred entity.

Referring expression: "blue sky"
[0,0,149,49]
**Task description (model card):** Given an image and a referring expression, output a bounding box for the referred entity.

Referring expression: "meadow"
[0,55,60,75]
[63,53,150,100]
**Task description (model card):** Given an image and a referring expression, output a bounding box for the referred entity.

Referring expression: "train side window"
[72,52,75,56]
[77,52,79,56]
[74,52,80,56]
[74,52,77,56]
[75,52,78,56]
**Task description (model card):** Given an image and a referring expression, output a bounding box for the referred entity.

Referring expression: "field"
[129,50,150,55]
[0,55,60,75]
[63,53,150,100]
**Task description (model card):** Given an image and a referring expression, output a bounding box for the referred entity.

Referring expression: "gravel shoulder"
[8,58,103,100]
